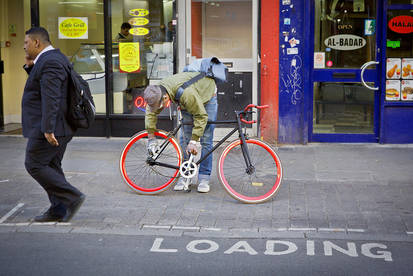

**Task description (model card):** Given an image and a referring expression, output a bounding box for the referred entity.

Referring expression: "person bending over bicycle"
[143,72,217,193]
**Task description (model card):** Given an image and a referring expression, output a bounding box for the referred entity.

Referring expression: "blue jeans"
[180,96,217,182]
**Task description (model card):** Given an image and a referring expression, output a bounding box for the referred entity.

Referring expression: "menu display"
[386,80,401,101]
[401,80,413,101]
[385,58,413,101]
[402,58,413,79]
[386,58,401,79]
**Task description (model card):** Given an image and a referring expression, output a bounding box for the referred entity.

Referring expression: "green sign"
[387,40,401,48]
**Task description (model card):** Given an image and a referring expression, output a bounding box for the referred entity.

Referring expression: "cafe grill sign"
[388,15,413,34]
[324,34,366,51]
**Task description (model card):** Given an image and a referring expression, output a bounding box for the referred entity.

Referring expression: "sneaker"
[174,178,191,191]
[197,179,210,193]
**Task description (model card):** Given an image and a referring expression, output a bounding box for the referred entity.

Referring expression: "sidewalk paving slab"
[1,136,413,239]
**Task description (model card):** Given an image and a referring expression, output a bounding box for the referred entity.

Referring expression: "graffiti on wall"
[281,55,303,105]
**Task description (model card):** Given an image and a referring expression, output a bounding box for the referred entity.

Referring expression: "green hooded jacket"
[145,72,216,141]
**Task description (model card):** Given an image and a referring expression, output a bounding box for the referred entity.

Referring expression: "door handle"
[360,61,379,90]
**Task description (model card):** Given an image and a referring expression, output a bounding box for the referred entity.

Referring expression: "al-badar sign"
[324,34,366,51]
[58,17,88,39]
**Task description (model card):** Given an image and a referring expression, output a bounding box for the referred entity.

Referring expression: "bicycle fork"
[237,117,255,175]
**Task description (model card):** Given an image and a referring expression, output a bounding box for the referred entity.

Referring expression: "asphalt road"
[0,232,412,276]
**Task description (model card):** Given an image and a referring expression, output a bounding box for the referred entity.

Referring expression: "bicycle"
[119,104,283,204]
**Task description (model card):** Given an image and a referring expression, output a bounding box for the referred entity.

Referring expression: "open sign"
[134,96,171,111]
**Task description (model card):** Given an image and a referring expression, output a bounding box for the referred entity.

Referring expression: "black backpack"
[66,65,96,129]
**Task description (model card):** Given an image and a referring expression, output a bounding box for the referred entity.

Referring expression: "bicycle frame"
[121,103,280,202]
[147,109,255,174]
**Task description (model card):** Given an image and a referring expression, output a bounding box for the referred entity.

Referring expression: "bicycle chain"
[148,166,180,179]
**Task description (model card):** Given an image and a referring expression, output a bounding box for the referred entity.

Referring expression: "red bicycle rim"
[121,131,181,193]
[219,139,282,202]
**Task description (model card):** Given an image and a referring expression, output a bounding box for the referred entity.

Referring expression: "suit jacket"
[22,49,75,138]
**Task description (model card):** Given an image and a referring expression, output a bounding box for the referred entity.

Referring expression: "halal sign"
[389,15,413,34]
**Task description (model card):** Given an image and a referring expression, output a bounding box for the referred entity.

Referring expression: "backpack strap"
[174,72,206,103]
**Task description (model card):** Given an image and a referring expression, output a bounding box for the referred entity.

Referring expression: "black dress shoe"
[34,210,63,222]
[61,194,86,222]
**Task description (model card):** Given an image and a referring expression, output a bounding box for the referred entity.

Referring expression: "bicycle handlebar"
[243,104,269,112]
[240,104,269,124]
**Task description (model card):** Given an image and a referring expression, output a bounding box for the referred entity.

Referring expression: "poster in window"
[119,42,140,73]
[364,19,375,36]
[402,58,413,79]
[58,17,88,39]
[401,80,413,101]
[386,80,400,101]
[314,52,325,68]
[386,58,401,79]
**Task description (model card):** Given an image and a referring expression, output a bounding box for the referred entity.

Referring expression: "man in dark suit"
[22,27,85,222]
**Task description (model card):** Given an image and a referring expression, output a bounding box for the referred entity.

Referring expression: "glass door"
[182,0,258,134]
[311,0,381,142]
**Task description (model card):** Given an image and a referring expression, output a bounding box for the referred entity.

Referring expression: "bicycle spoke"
[218,139,282,203]
[120,131,182,194]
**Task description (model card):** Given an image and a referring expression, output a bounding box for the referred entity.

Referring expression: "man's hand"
[44,133,59,147]
[147,137,160,156]
[25,55,34,68]
[186,140,198,155]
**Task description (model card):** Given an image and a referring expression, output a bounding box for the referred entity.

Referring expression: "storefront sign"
[129,17,149,26]
[119,42,140,73]
[388,15,413,34]
[58,17,88,39]
[324,34,366,50]
[129,27,149,36]
[129,8,149,17]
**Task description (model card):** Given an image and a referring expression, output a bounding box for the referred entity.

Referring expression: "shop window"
[111,0,175,115]
[39,0,105,113]
[313,82,374,134]
[314,0,376,69]
[191,0,252,59]
[385,10,413,102]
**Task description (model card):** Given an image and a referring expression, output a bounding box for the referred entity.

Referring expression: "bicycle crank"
[179,154,198,192]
